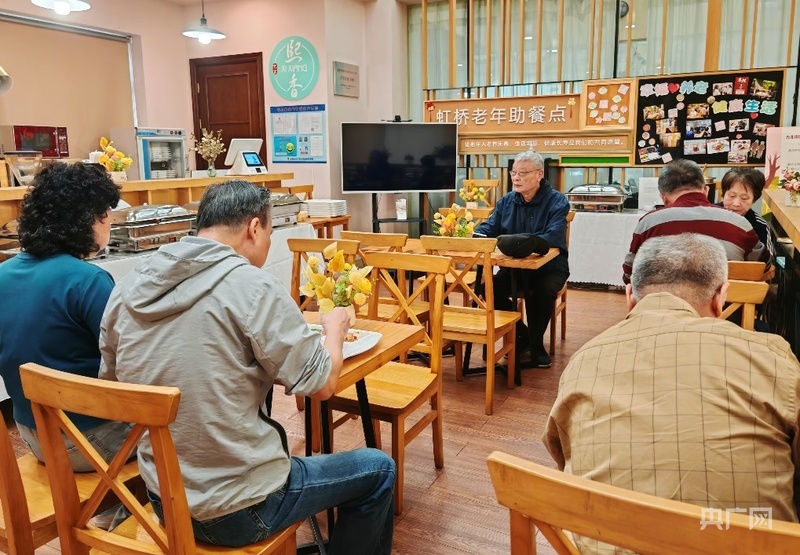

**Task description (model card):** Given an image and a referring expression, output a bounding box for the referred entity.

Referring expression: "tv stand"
[371,193,427,236]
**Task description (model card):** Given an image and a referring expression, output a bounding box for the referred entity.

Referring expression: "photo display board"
[634,69,784,166]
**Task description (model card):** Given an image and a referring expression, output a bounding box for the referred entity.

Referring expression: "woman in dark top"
[717,168,774,259]
[0,162,131,471]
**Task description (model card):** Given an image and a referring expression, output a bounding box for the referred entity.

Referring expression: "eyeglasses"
[510,169,540,178]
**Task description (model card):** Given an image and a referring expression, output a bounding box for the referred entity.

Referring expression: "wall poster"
[633,69,784,166]
[270,104,327,164]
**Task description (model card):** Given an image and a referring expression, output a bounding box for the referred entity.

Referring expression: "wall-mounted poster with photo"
[633,69,784,166]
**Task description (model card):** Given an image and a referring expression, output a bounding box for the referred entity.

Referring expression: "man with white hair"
[545,233,800,553]
[475,150,570,368]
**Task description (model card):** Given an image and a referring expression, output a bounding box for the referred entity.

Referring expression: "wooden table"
[764,188,800,246]
[302,314,424,453]
[306,215,351,238]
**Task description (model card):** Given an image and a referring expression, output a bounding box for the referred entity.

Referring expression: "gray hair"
[631,233,728,306]
[514,150,544,170]
[196,180,271,231]
[658,159,706,195]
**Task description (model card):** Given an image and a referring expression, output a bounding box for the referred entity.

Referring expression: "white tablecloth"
[91,223,316,292]
[568,211,645,287]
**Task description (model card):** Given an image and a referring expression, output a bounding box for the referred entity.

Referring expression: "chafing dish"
[109,204,195,252]
[566,184,627,213]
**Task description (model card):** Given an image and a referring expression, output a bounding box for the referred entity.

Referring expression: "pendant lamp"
[182,0,226,45]
[31,0,91,16]
[0,66,12,95]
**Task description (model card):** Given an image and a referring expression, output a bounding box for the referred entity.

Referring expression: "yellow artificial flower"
[465,212,474,222]
[353,292,367,306]
[317,279,335,298]
[318,298,335,313]
[328,251,345,273]
[323,242,338,259]
[100,137,109,150]
[99,154,109,164]
[358,277,372,294]
[307,256,320,271]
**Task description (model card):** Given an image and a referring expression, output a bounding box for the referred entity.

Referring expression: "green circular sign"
[269,36,319,101]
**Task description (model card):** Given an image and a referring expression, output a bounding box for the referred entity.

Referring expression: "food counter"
[0,172,294,225]
[568,210,645,287]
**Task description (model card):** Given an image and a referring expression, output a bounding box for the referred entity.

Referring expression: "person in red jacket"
[622,159,768,284]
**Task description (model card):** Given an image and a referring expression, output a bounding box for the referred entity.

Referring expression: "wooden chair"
[461,179,502,207]
[0,404,140,555]
[420,235,521,415]
[287,237,361,450]
[547,211,575,355]
[327,251,450,515]
[288,184,314,200]
[728,260,767,281]
[20,363,301,555]
[340,231,430,323]
[488,450,800,554]
[721,279,770,331]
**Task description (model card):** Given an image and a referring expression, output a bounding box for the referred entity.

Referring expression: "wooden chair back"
[419,236,498,316]
[268,184,313,200]
[727,260,767,281]
[488,450,800,554]
[462,179,501,207]
[0,416,35,555]
[437,206,494,225]
[721,279,770,330]
[287,238,360,310]
[362,251,449,357]
[19,363,190,555]
[340,231,408,258]
[288,184,314,200]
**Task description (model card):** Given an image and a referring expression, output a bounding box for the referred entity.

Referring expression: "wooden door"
[189,52,267,170]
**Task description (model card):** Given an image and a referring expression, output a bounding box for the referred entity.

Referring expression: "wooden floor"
[11,287,629,555]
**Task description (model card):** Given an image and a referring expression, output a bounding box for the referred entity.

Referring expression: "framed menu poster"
[633,69,784,166]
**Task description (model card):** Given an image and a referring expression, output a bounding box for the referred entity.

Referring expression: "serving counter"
[0,172,294,224]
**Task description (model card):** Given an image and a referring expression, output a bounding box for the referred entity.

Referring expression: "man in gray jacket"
[99,180,395,554]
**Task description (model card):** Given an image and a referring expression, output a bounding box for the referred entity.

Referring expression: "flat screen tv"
[341,122,457,194]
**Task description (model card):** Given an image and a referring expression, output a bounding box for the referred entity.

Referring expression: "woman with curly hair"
[0,162,131,471]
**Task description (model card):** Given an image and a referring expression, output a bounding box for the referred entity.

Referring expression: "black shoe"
[533,353,552,368]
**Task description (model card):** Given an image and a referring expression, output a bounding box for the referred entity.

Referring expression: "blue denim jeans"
[18,420,135,473]
[149,448,396,555]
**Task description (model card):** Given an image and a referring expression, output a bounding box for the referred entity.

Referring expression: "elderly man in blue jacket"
[474,150,570,368]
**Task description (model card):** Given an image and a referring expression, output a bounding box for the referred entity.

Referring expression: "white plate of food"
[308,325,383,359]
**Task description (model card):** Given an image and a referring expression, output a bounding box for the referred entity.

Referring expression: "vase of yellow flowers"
[189,128,226,177]
[300,242,373,325]
[433,204,475,237]
[459,182,487,208]
[98,137,133,183]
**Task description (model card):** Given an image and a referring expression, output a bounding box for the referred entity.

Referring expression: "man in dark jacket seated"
[474,150,570,368]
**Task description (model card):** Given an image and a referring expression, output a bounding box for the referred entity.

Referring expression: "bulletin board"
[633,69,784,166]
[270,104,327,164]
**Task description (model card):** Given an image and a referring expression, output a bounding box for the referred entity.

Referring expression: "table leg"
[304,397,313,457]
[355,379,377,448]
[510,269,523,387]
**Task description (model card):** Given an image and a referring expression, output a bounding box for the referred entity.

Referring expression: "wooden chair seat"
[108,504,301,555]
[442,307,519,336]
[0,412,140,555]
[332,361,438,413]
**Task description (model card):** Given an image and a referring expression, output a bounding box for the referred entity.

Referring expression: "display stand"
[372,193,427,236]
